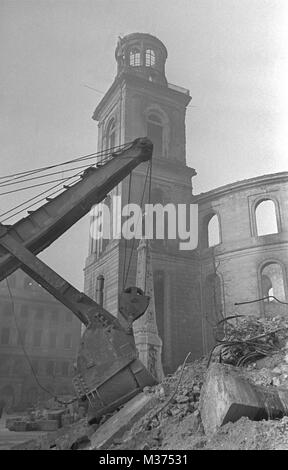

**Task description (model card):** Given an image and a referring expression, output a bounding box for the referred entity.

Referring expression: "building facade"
[84,33,288,374]
[0,270,81,410]
[195,172,288,354]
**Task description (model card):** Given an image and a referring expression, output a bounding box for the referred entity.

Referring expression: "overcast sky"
[0,0,288,289]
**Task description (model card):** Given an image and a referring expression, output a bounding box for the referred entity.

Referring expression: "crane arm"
[0,137,156,422]
[0,138,152,282]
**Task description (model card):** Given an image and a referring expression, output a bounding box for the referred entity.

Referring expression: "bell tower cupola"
[115,33,168,86]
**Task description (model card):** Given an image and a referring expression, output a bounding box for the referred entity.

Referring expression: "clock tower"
[84,33,202,372]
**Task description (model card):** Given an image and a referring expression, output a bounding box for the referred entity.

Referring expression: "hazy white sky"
[1,0,288,289]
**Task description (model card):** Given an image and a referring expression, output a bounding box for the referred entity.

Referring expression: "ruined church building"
[84,33,288,374]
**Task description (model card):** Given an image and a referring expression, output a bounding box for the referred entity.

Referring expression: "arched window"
[145,49,155,67]
[208,214,220,247]
[129,48,140,66]
[106,119,116,150]
[147,113,163,157]
[261,262,286,302]
[255,199,278,236]
[202,213,221,248]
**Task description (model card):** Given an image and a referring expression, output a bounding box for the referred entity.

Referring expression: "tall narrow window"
[145,49,155,66]
[3,303,12,317]
[17,328,26,346]
[64,333,72,349]
[107,119,116,150]
[255,199,278,236]
[1,328,10,345]
[61,362,69,377]
[102,195,112,251]
[46,361,55,377]
[147,114,163,157]
[129,48,140,66]
[49,331,57,348]
[208,214,220,247]
[33,330,42,347]
[154,270,165,344]
[202,213,221,248]
[31,360,39,375]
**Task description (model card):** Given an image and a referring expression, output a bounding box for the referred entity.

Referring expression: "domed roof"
[115,32,168,60]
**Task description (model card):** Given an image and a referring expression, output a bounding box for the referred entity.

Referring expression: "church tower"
[84,33,202,373]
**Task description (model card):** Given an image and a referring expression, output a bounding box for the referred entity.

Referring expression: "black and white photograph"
[0,0,288,453]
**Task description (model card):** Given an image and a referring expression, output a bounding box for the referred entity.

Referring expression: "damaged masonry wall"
[195,171,288,355]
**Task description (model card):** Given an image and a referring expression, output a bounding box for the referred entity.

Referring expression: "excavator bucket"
[73,287,157,423]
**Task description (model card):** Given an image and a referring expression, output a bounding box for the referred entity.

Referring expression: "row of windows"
[203,261,287,312]
[0,328,73,349]
[129,48,156,67]
[1,303,73,323]
[203,198,280,248]
[0,356,72,378]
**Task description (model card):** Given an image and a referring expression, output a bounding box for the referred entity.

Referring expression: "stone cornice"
[193,171,288,203]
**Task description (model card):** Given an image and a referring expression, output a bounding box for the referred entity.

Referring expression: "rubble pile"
[9,313,288,450]
[107,358,207,450]
[104,313,288,451]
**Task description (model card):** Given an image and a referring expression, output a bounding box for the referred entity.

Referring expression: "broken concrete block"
[6,417,23,430]
[12,421,28,432]
[36,420,59,432]
[199,363,288,435]
[89,392,157,450]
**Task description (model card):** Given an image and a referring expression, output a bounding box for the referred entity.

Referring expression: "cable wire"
[0,141,135,222]
[0,140,133,183]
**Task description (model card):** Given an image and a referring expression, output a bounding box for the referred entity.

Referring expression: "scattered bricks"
[89,392,157,450]
[199,363,288,436]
